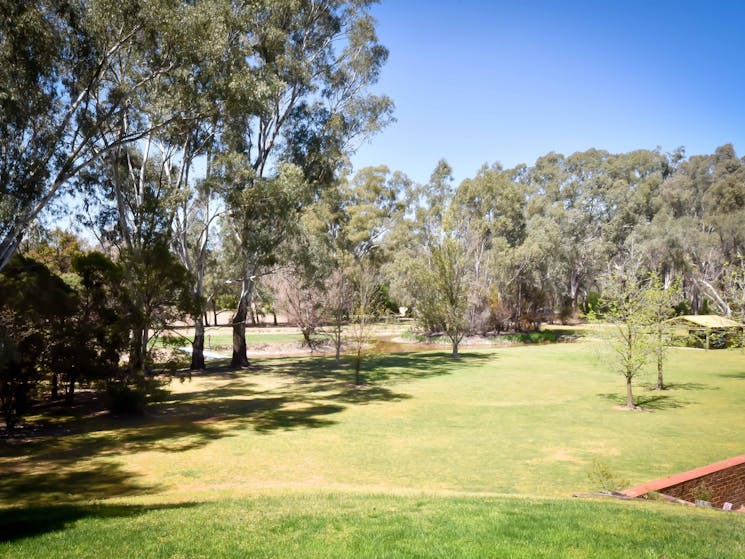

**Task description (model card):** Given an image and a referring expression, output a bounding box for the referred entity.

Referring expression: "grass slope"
[2,494,745,558]
[2,341,745,555]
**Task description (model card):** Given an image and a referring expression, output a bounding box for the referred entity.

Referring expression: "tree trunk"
[66,372,76,404]
[452,338,460,358]
[656,357,665,390]
[129,324,150,377]
[130,327,145,373]
[354,348,362,385]
[191,315,206,370]
[334,327,342,364]
[626,376,635,409]
[141,326,150,375]
[272,310,277,326]
[569,269,580,318]
[231,281,252,368]
[51,373,59,400]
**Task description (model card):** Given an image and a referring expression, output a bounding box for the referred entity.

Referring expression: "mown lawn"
[3,493,745,558]
[2,340,744,555]
[155,330,305,348]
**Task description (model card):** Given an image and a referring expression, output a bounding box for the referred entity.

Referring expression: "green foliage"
[413,237,470,356]
[215,293,238,311]
[597,265,655,408]
[120,240,197,374]
[692,482,714,503]
[0,255,77,428]
[106,382,148,416]
[587,459,629,493]
[0,249,134,428]
[501,330,577,343]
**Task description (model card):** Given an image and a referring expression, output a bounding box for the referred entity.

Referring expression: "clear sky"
[350,0,745,185]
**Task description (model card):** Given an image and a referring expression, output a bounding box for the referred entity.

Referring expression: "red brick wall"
[661,462,745,508]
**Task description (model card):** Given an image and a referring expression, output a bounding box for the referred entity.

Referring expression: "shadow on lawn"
[656,382,718,391]
[716,370,745,380]
[0,460,163,507]
[0,351,490,504]
[0,501,197,543]
[597,391,695,410]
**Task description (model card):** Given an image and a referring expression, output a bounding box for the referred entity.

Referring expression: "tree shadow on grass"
[596,392,694,410]
[0,501,197,543]
[0,460,163,506]
[716,370,745,380]
[642,382,719,391]
[1,350,490,504]
[272,351,494,386]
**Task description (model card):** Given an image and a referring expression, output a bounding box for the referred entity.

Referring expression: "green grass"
[2,341,745,555]
[401,327,583,345]
[155,331,304,349]
[2,494,745,558]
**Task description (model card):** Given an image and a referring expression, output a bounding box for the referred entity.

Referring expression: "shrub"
[588,460,628,493]
[107,382,147,415]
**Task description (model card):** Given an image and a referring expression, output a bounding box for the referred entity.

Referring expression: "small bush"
[692,482,714,503]
[107,382,147,415]
[588,460,628,493]
[501,330,576,344]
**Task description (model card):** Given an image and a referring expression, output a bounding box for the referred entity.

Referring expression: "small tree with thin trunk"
[325,266,355,364]
[599,267,653,409]
[276,269,325,349]
[644,273,681,390]
[346,263,381,385]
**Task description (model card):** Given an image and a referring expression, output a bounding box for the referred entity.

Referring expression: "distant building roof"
[669,315,743,328]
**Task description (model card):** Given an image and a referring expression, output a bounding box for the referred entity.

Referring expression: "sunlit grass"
[2,494,745,558]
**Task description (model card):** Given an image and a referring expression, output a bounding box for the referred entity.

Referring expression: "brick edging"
[621,455,745,498]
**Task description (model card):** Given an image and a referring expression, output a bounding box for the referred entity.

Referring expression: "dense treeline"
[2,1,744,429]
[390,145,745,335]
[281,145,745,356]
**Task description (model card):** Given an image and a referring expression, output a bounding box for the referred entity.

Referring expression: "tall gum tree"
[217,0,394,368]
[0,0,199,270]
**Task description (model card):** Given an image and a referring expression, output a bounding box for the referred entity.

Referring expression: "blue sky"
[350,1,745,185]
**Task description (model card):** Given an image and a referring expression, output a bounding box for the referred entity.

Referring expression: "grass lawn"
[3,494,745,558]
[2,340,745,555]
[155,330,305,348]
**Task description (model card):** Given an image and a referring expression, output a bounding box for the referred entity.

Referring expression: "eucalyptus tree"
[449,163,527,332]
[526,150,618,318]
[156,0,241,369]
[219,163,310,366]
[217,0,393,367]
[82,144,195,373]
[413,160,456,247]
[657,144,745,314]
[384,160,454,313]
[722,256,745,346]
[0,0,202,270]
